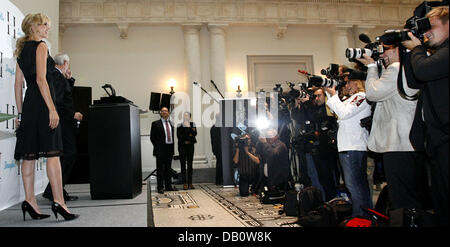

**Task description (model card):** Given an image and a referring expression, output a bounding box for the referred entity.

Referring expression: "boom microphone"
[359,33,372,44]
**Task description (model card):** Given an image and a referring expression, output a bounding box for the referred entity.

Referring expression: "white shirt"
[161,118,173,144]
[326,92,371,152]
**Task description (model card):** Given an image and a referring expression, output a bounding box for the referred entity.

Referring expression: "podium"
[88,103,142,199]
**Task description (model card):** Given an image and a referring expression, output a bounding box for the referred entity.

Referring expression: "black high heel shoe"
[21,201,50,221]
[51,202,79,221]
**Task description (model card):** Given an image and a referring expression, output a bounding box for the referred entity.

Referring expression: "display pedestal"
[88,103,142,199]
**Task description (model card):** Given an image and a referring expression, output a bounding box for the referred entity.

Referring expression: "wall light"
[168,78,176,95]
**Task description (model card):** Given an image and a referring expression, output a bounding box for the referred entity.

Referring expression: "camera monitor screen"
[160,94,172,110]
[149,92,161,111]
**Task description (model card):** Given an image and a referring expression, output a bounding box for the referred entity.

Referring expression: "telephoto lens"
[345,48,373,59]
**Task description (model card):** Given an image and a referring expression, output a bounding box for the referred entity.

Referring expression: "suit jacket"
[150,119,174,157]
[52,69,76,123]
[408,38,449,149]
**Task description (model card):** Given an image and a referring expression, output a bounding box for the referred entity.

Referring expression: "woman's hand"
[323,86,337,96]
[49,110,60,129]
[15,118,20,129]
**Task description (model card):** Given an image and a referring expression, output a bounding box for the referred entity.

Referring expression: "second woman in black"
[177,112,197,190]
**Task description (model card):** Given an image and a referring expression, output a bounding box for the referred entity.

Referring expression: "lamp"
[232,77,243,98]
[168,79,176,95]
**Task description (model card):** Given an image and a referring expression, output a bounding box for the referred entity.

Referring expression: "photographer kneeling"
[233,134,260,197]
[324,72,373,217]
[357,42,429,211]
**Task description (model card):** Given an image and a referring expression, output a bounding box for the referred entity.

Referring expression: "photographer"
[257,129,291,193]
[401,6,449,226]
[357,41,429,212]
[324,72,373,217]
[233,134,260,197]
[307,88,339,201]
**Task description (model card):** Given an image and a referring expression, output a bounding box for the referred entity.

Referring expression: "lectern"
[88,102,142,199]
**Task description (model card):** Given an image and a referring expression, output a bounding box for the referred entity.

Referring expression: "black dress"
[14,40,63,160]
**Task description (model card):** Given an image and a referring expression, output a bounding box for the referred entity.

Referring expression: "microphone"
[359,33,372,44]
[77,121,80,129]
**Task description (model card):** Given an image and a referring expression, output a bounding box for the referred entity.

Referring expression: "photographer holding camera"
[401,6,449,226]
[324,71,373,217]
[357,41,429,212]
[233,134,260,197]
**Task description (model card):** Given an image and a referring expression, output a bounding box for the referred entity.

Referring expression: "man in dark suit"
[402,6,449,226]
[151,107,177,194]
[43,54,83,202]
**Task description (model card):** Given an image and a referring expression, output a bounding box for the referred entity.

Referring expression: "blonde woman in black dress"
[14,13,78,221]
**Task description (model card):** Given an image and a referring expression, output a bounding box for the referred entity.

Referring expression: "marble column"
[331,25,352,66]
[182,24,208,166]
[208,24,228,97]
[58,24,66,53]
[206,23,228,168]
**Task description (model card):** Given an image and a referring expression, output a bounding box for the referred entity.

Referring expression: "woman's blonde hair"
[14,13,51,57]
[349,79,366,94]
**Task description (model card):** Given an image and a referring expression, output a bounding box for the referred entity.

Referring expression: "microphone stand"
[193,82,220,104]
[210,80,225,99]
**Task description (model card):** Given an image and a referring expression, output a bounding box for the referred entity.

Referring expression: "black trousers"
[383,151,430,210]
[178,144,194,185]
[44,121,77,196]
[427,141,449,226]
[156,146,174,191]
[214,153,223,185]
[239,174,256,197]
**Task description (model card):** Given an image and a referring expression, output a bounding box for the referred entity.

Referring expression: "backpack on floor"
[298,186,324,216]
[297,202,338,227]
[328,198,353,224]
[283,190,300,216]
[260,186,286,205]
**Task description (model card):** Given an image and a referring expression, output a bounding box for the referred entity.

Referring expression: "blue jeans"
[305,153,326,201]
[339,151,373,217]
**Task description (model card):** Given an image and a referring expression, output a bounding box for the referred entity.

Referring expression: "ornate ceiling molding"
[60,0,421,28]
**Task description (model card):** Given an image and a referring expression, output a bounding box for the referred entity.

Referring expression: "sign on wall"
[0,0,48,211]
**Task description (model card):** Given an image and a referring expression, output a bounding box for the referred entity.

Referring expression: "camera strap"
[397,47,420,101]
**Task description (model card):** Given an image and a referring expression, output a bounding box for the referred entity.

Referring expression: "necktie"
[165,120,172,143]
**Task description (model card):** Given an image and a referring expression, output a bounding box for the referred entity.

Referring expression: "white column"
[182,24,209,166]
[205,23,228,168]
[208,24,228,96]
[331,25,352,66]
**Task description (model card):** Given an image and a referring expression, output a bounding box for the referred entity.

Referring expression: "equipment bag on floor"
[298,186,324,216]
[298,202,338,227]
[260,186,286,205]
[328,198,352,224]
[388,208,437,227]
[283,190,300,216]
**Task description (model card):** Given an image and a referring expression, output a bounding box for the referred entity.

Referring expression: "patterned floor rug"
[198,184,300,227]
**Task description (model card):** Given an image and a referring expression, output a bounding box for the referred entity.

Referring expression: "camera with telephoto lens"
[321,63,340,79]
[345,42,384,60]
[376,0,449,45]
[308,75,346,89]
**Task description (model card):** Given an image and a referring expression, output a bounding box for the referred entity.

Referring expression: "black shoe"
[64,195,79,201]
[165,186,178,191]
[157,189,164,194]
[21,201,50,221]
[51,202,79,221]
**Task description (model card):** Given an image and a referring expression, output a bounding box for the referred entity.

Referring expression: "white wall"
[10,0,59,55]
[225,24,335,93]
